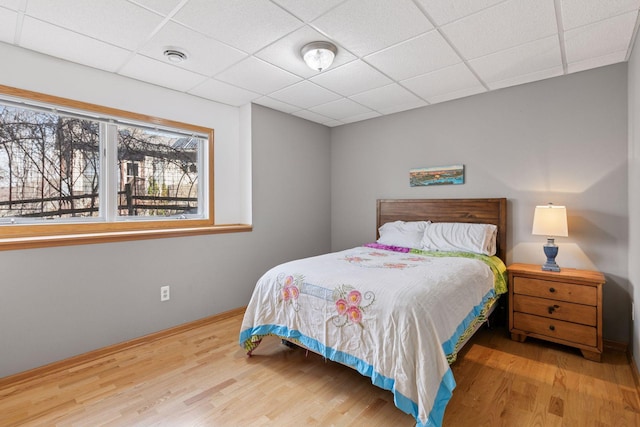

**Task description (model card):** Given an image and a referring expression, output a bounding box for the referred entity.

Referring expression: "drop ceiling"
[1,0,638,127]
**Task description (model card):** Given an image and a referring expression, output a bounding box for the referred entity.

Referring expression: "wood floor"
[1,310,639,427]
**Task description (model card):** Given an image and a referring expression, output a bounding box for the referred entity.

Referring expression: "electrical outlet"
[160,285,170,302]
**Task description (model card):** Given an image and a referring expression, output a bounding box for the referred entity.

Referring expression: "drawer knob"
[549,287,556,293]
[549,325,556,331]
[548,304,560,314]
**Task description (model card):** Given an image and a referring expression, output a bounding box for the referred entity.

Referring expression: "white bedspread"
[239,246,503,426]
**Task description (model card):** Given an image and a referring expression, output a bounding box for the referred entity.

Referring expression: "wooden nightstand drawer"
[513,294,597,326]
[513,312,597,347]
[513,276,596,305]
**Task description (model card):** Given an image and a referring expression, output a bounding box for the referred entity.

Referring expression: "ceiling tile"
[24,0,163,50]
[469,35,562,84]
[215,57,301,95]
[441,0,558,60]
[364,30,462,81]
[323,119,344,127]
[311,0,434,57]
[119,54,208,92]
[564,11,637,64]
[139,21,247,77]
[271,0,347,22]
[20,17,133,73]
[0,7,17,43]
[291,109,333,124]
[377,99,428,116]
[253,96,301,114]
[188,78,261,107]
[402,62,484,101]
[309,97,372,120]
[350,83,424,112]
[0,1,23,10]
[172,0,303,54]
[129,0,185,16]
[269,81,342,109]
[255,25,357,79]
[567,50,628,74]
[416,0,506,26]
[310,60,392,96]
[486,66,563,90]
[428,85,486,104]
[341,111,382,124]
[560,0,640,30]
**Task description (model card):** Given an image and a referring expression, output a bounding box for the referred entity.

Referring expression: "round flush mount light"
[300,41,337,72]
[163,48,188,63]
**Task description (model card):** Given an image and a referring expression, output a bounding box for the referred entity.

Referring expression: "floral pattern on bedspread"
[343,251,430,269]
[277,273,303,311]
[275,273,378,329]
[332,285,375,328]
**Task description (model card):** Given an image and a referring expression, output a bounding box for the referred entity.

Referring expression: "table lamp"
[532,203,568,272]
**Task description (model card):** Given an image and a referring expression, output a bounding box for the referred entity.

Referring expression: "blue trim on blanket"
[441,288,496,356]
[239,289,495,427]
[424,369,456,427]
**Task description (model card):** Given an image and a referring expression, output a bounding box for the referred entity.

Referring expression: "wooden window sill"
[0,224,252,251]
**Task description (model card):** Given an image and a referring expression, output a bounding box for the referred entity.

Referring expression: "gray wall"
[0,104,331,378]
[331,64,629,343]
[251,104,332,267]
[629,31,640,367]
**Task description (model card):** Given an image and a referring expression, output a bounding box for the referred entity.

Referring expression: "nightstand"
[508,263,605,362]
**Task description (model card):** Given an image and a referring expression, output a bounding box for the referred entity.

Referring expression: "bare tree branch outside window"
[0,105,100,219]
[117,125,199,217]
[0,104,200,220]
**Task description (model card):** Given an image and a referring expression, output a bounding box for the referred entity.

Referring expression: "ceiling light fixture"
[163,48,188,63]
[301,41,337,72]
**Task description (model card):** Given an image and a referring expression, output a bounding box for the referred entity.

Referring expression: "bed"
[239,198,507,427]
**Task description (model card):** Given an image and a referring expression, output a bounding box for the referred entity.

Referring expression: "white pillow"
[420,222,497,256]
[377,220,430,249]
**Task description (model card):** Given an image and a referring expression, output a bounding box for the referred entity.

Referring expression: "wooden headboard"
[376,198,507,261]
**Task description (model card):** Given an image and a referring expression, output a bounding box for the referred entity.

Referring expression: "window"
[0,85,247,250]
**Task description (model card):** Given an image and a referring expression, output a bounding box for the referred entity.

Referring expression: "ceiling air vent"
[163,49,188,63]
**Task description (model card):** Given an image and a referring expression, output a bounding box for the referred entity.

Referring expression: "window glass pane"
[117,125,201,218]
[0,103,100,220]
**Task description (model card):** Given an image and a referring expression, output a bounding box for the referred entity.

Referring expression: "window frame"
[0,84,250,251]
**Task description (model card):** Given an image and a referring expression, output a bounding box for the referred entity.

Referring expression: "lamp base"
[541,261,561,272]
[541,238,561,272]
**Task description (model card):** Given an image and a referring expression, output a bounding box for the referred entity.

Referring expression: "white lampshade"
[301,41,337,72]
[532,204,568,237]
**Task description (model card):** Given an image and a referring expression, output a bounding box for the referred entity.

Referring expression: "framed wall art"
[410,164,464,187]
